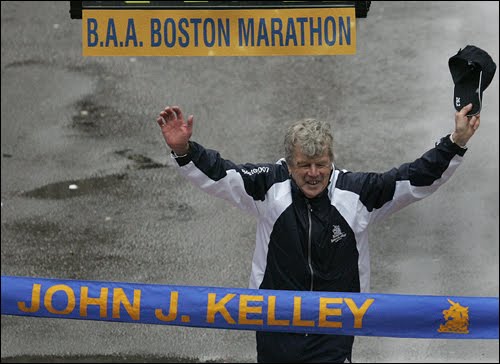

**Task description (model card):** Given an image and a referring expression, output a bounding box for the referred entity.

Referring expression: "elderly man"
[156,104,478,363]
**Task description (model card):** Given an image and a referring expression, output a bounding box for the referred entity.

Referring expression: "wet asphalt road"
[1,1,498,363]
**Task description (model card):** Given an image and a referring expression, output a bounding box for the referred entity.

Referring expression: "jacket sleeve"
[336,134,468,226]
[170,141,287,217]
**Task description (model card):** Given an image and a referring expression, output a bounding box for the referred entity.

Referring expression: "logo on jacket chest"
[330,225,347,244]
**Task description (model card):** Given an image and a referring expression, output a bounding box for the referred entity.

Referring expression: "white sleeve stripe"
[179,161,259,216]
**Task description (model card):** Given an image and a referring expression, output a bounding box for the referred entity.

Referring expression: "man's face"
[288,146,333,199]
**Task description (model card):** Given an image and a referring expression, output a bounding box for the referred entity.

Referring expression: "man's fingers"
[467,114,480,129]
[172,106,183,121]
[164,107,177,121]
[160,106,180,122]
[472,117,480,130]
[156,116,166,127]
[459,103,473,117]
[159,106,191,129]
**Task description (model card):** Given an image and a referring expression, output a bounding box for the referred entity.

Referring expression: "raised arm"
[336,103,481,227]
[155,105,284,217]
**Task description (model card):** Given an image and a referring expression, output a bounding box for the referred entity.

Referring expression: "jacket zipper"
[306,201,314,291]
[305,201,314,337]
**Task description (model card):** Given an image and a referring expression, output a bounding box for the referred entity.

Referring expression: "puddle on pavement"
[70,96,147,140]
[115,149,164,169]
[19,150,164,200]
[72,98,116,136]
[21,174,127,200]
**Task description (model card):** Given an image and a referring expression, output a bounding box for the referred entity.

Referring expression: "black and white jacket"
[172,135,466,362]
[172,135,466,295]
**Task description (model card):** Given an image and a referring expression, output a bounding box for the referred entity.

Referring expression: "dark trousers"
[256,331,354,363]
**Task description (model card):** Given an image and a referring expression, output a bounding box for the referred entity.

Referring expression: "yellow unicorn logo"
[438,299,469,334]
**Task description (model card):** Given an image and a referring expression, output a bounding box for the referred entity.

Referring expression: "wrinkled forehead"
[292,145,332,164]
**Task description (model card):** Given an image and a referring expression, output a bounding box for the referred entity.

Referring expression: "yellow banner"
[82,8,356,56]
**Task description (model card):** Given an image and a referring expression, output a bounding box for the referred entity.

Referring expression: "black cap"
[448,45,497,116]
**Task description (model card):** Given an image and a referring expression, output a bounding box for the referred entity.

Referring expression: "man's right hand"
[451,103,480,148]
[156,106,194,155]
